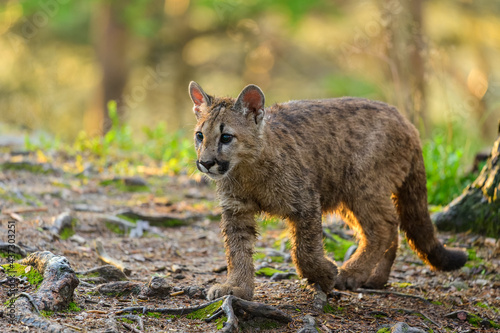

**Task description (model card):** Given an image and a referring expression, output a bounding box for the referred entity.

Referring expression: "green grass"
[25,100,197,176]
[323,231,356,262]
[255,267,286,277]
[423,129,482,206]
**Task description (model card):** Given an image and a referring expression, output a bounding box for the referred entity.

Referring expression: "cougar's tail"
[396,149,467,271]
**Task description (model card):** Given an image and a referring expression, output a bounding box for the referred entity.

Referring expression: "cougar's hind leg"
[363,230,398,289]
[336,196,399,290]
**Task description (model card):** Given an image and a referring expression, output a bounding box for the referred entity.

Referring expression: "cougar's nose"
[199,160,216,170]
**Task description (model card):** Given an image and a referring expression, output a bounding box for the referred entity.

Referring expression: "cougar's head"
[188,81,266,180]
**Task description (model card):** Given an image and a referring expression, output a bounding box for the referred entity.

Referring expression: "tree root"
[117,295,292,332]
[357,288,430,304]
[8,251,79,332]
[94,239,131,276]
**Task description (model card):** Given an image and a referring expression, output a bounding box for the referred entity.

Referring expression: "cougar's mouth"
[196,160,230,179]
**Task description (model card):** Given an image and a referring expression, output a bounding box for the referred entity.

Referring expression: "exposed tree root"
[117,295,292,332]
[94,239,132,276]
[357,288,430,304]
[8,251,79,332]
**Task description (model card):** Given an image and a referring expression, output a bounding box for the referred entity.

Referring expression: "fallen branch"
[2,206,48,215]
[0,241,27,258]
[95,240,131,276]
[357,288,430,304]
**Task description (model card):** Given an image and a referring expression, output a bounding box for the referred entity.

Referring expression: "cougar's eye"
[195,132,204,142]
[220,133,233,144]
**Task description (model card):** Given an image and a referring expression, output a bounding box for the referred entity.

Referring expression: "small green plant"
[423,132,480,206]
[323,231,356,262]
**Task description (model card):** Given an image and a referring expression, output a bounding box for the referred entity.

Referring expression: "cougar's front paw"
[207,283,253,300]
[300,258,338,293]
[334,268,367,291]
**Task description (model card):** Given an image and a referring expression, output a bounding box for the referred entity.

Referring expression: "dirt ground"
[0,150,499,332]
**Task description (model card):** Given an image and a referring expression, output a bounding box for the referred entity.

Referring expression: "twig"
[121,322,142,333]
[2,207,48,215]
[357,288,430,304]
[170,290,184,296]
[18,292,41,316]
[117,314,144,331]
[94,240,131,276]
[62,323,83,331]
[393,308,440,328]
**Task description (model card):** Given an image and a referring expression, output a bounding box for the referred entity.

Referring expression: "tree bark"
[383,0,428,135]
[85,1,130,136]
[432,123,500,237]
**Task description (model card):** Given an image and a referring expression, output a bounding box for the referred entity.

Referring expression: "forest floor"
[0,148,499,333]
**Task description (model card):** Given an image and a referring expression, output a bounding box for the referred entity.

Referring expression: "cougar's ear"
[234,84,265,124]
[189,81,212,119]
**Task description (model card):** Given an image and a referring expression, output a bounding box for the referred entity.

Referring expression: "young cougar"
[189,81,467,301]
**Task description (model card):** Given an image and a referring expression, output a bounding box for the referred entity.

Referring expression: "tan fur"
[188,82,467,300]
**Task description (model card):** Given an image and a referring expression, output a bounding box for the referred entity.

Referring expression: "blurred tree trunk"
[432,122,500,238]
[85,1,130,136]
[383,0,428,135]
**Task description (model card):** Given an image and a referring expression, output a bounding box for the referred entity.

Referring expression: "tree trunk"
[85,1,130,136]
[432,122,500,237]
[383,0,428,135]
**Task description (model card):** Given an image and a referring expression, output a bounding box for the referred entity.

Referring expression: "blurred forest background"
[0,0,499,204]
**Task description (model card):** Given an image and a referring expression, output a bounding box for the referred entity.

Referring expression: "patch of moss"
[391,282,412,288]
[269,256,284,263]
[117,213,186,228]
[255,267,285,277]
[77,272,100,279]
[0,252,24,260]
[100,179,149,193]
[186,299,223,320]
[323,304,344,314]
[40,310,54,317]
[1,161,55,174]
[431,301,443,306]
[216,316,227,330]
[118,318,135,324]
[376,328,390,333]
[65,301,81,312]
[253,252,266,261]
[476,302,488,308]
[60,225,75,240]
[2,263,44,286]
[105,222,126,235]
[0,190,25,205]
[146,312,161,318]
[468,313,482,327]
[323,231,356,261]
